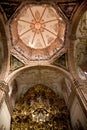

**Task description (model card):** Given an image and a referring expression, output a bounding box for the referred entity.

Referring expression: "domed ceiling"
[10,4,66,61]
[18,5,59,49]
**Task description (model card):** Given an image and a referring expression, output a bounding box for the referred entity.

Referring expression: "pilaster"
[73,79,87,117]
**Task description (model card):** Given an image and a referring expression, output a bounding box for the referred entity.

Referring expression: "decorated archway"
[11,84,72,130]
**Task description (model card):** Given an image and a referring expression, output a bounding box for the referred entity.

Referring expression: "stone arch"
[0,6,9,80]
[68,0,87,82]
[6,65,73,109]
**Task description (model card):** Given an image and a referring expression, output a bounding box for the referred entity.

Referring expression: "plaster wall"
[0,100,11,130]
[70,96,87,130]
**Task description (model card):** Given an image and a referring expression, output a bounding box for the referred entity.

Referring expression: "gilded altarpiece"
[11,85,72,130]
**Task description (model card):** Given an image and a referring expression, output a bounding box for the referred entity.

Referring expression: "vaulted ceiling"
[0,0,86,79]
[0,0,84,63]
[0,1,87,130]
[0,0,86,84]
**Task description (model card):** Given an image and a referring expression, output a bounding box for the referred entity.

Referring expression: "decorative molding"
[9,2,66,61]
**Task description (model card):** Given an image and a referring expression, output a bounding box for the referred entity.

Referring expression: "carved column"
[0,81,9,108]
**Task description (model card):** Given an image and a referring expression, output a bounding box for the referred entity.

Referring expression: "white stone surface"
[0,100,11,130]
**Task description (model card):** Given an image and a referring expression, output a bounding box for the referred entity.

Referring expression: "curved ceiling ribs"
[0,0,85,92]
[0,0,82,69]
[10,3,66,61]
[0,0,87,130]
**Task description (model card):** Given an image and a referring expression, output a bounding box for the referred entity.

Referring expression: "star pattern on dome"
[10,4,66,61]
[17,5,62,49]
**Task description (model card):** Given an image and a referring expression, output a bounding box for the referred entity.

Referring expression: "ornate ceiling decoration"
[10,55,24,72]
[53,53,68,69]
[74,10,87,79]
[10,3,66,61]
[0,0,83,63]
[17,5,61,49]
[11,85,71,130]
